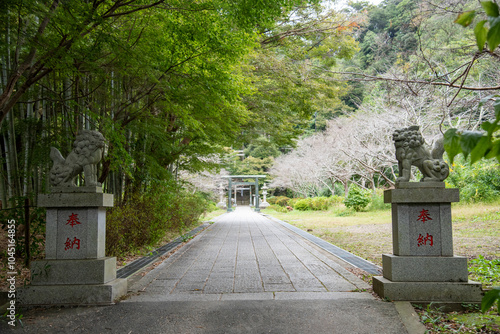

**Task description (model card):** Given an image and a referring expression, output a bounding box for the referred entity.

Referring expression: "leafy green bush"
[205,201,218,213]
[106,181,208,257]
[267,196,277,205]
[446,158,500,202]
[267,196,290,207]
[275,196,291,207]
[291,196,339,211]
[344,184,371,212]
[294,198,312,211]
[311,196,331,210]
[267,204,288,213]
[367,189,390,211]
[288,198,303,208]
[330,195,344,204]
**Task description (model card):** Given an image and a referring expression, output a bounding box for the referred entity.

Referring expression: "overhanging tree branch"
[319,68,500,91]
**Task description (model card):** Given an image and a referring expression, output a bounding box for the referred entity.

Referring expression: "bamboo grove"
[0,0,363,208]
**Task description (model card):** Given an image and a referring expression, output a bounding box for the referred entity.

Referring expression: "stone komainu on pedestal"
[393,125,449,183]
[50,130,106,187]
[18,130,127,306]
[372,126,483,305]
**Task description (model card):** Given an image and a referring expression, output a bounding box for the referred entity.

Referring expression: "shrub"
[205,201,218,213]
[267,196,278,205]
[344,184,371,212]
[267,196,290,206]
[446,158,500,202]
[294,198,312,211]
[106,181,208,257]
[291,196,339,211]
[330,195,344,205]
[274,196,291,207]
[367,189,390,211]
[311,196,330,210]
[288,198,303,208]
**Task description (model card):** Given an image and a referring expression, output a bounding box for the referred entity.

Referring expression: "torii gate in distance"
[221,175,266,212]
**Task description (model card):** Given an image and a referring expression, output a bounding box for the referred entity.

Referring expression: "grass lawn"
[202,208,227,221]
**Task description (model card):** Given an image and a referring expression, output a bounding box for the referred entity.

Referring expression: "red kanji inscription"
[417,209,432,223]
[66,213,81,227]
[64,237,81,250]
[417,233,433,247]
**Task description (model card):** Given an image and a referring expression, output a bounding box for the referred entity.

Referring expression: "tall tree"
[1,0,333,205]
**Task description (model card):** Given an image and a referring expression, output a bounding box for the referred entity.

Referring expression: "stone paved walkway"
[129,206,370,301]
[3,207,416,333]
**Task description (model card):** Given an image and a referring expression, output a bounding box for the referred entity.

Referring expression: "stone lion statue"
[49,130,106,187]
[393,126,449,183]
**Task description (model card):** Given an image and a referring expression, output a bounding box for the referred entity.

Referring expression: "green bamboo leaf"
[443,129,461,164]
[487,17,500,50]
[481,1,500,17]
[455,11,476,27]
[470,136,491,163]
[474,20,488,51]
[460,131,483,160]
[481,287,500,313]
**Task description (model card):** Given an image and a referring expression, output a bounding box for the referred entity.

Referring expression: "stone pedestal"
[18,188,127,306]
[373,183,483,304]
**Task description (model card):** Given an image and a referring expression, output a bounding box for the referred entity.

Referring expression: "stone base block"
[384,187,459,203]
[18,278,127,306]
[31,257,117,285]
[38,192,113,207]
[382,254,468,282]
[396,182,445,189]
[51,186,103,193]
[373,276,483,303]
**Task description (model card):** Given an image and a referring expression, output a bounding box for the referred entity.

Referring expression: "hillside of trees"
[269,0,500,198]
[1,0,500,257]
